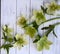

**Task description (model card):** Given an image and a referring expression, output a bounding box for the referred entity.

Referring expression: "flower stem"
[7,49,9,54]
[40,17,60,25]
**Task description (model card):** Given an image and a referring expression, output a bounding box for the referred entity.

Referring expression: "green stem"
[40,17,60,25]
[24,17,60,28]
[7,49,9,54]
[54,22,60,26]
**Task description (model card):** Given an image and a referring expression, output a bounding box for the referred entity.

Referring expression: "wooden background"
[1,0,60,54]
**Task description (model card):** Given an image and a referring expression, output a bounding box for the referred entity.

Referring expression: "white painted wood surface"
[1,0,60,54]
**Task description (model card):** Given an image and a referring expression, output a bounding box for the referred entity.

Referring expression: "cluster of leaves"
[1,25,28,54]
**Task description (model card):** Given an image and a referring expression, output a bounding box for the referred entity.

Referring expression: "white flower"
[14,34,28,49]
[47,2,60,14]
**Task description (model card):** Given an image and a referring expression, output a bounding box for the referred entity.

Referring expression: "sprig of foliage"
[1,1,60,52]
[41,22,60,37]
[1,25,13,54]
[0,44,13,54]
[1,25,28,54]
[17,5,60,51]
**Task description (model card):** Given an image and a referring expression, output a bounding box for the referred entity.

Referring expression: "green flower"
[17,16,27,27]
[25,26,37,38]
[14,34,28,49]
[2,25,13,43]
[2,25,13,37]
[47,2,60,14]
[33,10,46,25]
[37,36,52,51]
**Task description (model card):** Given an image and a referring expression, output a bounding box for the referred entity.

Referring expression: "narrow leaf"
[53,30,57,38]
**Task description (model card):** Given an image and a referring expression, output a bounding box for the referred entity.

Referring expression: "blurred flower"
[37,36,52,51]
[17,16,27,27]
[2,25,13,37]
[47,2,60,14]
[14,34,28,49]
[25,26,37,38]
[33,10,46,25]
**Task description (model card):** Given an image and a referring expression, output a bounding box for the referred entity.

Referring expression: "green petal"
[44,43,50,50]
[7,28,13,33]
[37,40,44,51]
[17,16,27,27]
[25,26,37,38]
[46,40,52,45]
[15,34,21,40]
[33,10,46,25]
[36,36,52,51]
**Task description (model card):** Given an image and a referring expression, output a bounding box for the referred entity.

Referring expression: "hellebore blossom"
[33,10,46,25]
[17,16,27,27]
[37,36,52,51]
[2,25,13,38]
[47,2,60,14]
[25,26,37,38]
[14,34,28,49]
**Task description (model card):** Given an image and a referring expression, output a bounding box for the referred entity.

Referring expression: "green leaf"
[45,29,53,36]
[2,37,13,43]
[32,21,39,30]
[0,44,13,54]
[41,6,47,14]
[53,30,57,38]
[41,25,55,30]
[42,25,55,36]
[33,35,41,43]
[41,27,49,30]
